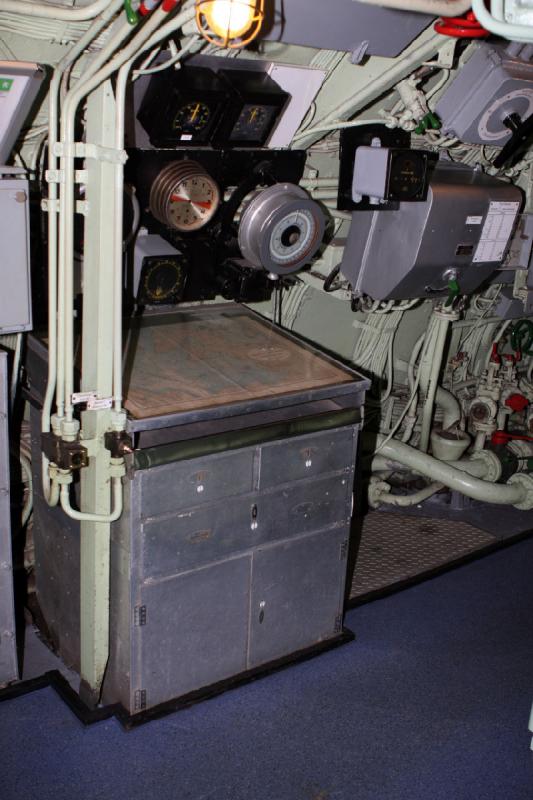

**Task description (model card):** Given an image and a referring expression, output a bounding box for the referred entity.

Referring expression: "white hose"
[43,0,125,506]
[419,313,451,453]
[375,481,444,507]
[375,435,529,506]
[0,0,114,21]
[60,476,123,522]
[19,452,33,528]
[355,0,471,15]
[58,4,195,424]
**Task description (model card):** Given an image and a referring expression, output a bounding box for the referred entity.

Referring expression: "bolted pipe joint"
[507,473,533,510]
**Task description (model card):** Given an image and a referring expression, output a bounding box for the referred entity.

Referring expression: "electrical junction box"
[0,61,44,165]
[352,146,430,204]
[341,162,522,301]
[0,177,32,333]
[436,44,533,146]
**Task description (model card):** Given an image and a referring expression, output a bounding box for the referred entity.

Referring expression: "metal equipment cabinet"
[27,306,368,715]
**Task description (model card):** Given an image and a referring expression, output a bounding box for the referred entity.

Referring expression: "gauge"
[149,161,221,233]
[172,102,212,137]
[229,104,278,143]
[238,183,325,275]
[138,256,187,305]
[137,65,230,146]
[387,150,428,201]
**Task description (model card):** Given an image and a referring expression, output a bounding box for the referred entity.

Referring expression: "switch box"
[0,177,32,333]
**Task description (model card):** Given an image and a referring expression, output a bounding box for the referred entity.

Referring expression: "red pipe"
[435,11,489,38]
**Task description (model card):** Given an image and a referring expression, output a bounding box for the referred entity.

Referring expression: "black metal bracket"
[41,433,88,471]
[104,430,133,458]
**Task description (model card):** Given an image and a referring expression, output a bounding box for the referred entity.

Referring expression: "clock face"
[167,173,220,230]
[172,101,212,139]
[229,103,279,143]
[150,161,221,233]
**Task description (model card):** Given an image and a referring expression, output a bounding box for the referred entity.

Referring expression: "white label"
[180,134,193,141]
[466,215,482,225]
[473,201,520,264]
[87,396,113,410]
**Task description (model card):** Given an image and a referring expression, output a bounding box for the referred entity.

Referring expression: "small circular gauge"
[238,183,325,275]
[140,257,186,304]
[149,161,221,232]
[172,101,211,135]
[229,103,278,143]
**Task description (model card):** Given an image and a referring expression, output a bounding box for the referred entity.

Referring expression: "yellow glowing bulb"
[203,1,255,39]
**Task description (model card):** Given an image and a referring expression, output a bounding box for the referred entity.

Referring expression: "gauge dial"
[238,183,325,275]
[139,257,186,304]
[172,101,212,135]
[229,104,278,142]
[149,161,221,233]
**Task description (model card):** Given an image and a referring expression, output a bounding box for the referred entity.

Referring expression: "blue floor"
[2,537,533,800]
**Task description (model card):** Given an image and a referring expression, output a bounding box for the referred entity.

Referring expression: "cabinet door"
[247,526,348,669]
[133,555,251,711]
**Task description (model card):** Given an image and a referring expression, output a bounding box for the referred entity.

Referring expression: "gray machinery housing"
[0,61,44,166]
[0,176,32,333]
[341,162,522,301]
[263,0,434,58]
[436,43,533,146]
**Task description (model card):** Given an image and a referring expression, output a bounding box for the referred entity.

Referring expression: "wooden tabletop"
[122,309,354,419]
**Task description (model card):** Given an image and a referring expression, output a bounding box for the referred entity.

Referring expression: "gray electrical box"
[436,44,533,146]
[0,351,18,686]
[0,176,32,333]
[0,62,44,165]
[341,162,522,301]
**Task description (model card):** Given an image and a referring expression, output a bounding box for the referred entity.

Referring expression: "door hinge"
[134,689,147,711]
[134,605,147,626]
[334,614,343,634]
[340,539,348,560]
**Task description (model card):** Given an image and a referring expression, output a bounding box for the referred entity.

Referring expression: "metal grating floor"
[349,513,498,601]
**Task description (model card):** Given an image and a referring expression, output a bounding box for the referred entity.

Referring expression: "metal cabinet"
[104,425,358,713]
[0,352,17,686]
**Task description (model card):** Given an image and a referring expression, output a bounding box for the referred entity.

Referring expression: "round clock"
[149,161,221,232]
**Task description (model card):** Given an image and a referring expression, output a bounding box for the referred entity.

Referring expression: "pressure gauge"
[149,161,221,232]
[238,183,325,275]
[172,101,213,137]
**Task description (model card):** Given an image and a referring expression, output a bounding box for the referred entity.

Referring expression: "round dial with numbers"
[149,161,221,232]
[172,101,212,135]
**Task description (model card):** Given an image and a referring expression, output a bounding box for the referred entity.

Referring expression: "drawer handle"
[251,503,258,530]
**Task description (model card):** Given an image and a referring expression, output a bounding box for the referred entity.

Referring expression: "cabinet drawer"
[140,473,351,581]
[258,426,357,489]
[139,448,254,518]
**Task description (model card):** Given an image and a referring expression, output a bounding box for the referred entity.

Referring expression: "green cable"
[124,0,139,25]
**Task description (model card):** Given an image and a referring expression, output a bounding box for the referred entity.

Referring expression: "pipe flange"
[468,450,502,483]
[507,473,533,510]
[368,478,391,509]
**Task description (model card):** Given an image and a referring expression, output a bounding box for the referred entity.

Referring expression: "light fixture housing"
[195,0,265,49]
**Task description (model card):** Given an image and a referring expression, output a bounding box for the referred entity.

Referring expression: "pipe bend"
[0,0,113,21]
[375,435,528,507]
[60,477,123,523]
